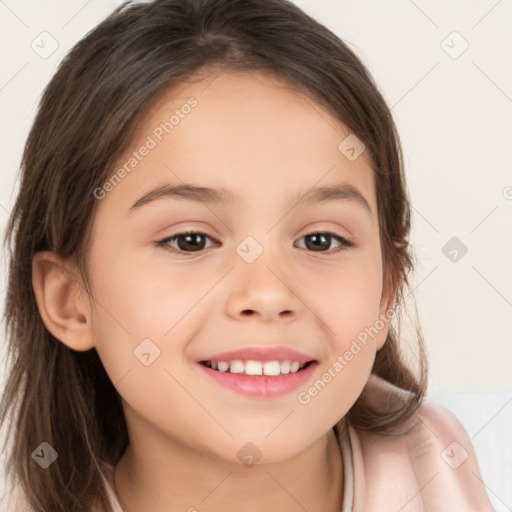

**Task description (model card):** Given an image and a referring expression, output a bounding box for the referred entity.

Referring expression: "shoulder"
[352,395,495,511]
[407,397,488,482]
[407,399,494,510]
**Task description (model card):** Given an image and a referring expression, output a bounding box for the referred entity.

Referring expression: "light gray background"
[1,0,511,509]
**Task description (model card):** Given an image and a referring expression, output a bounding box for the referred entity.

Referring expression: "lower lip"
[196,362,317,398]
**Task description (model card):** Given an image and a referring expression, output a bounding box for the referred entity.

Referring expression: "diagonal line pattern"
[61,0,93,29]
[265,410,294,438]
[0,62,29,93]
[198,63,231,95]
[265,471,311,512]
[60,265,132,336]
[164,164,233,233]
[162,267,234,337]
[265,265,336,334]
[472,61,512,104]
[163,368,234,438]
[471,265,512,308]
[470,205,499,233]
[406,265,438,297]
[391,62,439,110]
[408,0,439,29]
[201,471,234,502]
[471,470,511,511]
[412,206,439,234]
[114,368,132,387]
[0,0,29,28]
[266,165,336,235]
[397,472,439,511]
[471,0,503,30]
[471,398,512,439]
[300,94,339,133]
[386,387,440,439]
[91,296,132,336]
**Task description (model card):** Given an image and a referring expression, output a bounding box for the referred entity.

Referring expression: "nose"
[225,252,300,324]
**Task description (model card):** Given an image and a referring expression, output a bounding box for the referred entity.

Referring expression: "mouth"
[199,359,315,376]
[196,347,318,398]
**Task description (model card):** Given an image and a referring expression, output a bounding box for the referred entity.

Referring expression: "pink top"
[335,374,495,511]
[99,374,494,511]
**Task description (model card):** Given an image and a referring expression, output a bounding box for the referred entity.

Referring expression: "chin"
[223,431,317,467]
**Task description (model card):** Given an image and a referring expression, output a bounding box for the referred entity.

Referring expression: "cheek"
[320,252,384,337]
[296,271,385,431]
[314,248,385,388]
[88,260,206,443]
[88,252,212,385]
[89,245,201,337]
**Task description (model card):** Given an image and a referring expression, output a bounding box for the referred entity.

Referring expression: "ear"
[376,244,403,351]
[32,251,95,351]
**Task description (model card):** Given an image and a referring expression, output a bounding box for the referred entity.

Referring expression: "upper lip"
[198,346,316,364]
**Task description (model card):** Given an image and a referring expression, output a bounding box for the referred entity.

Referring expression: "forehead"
[102,69,376,215]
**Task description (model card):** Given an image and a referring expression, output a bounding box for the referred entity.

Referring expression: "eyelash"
[156,230,354,255]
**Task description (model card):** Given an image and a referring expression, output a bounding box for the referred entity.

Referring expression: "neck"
[114,427,344,512]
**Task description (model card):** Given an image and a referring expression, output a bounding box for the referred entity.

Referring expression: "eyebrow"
[129,181,372,214]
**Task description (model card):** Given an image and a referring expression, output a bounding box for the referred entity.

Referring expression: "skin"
[32,69,397,512]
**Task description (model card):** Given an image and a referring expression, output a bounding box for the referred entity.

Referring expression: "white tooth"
[230,360,244,373]
[217,361,229,372]
[211,361,218,370]
[245,360,263,375]
[263,361,281,376]
[280,360,291,374]
[290,361,301,373]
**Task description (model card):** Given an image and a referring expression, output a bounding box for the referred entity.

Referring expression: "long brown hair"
[1,0,428,510]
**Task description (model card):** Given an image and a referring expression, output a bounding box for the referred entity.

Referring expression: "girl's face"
[86,70,394,464]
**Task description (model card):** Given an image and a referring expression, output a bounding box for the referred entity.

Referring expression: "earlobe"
[379,280,398,318]
[375,299,395,352]
[32,251,95,351]
[380,240,406,315]
[376,264,401,351]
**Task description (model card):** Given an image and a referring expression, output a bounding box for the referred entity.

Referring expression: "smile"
[197,359,317,398]
[200,359,312,376]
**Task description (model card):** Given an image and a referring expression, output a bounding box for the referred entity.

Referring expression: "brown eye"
[296,232,354,253]
[157,231,216,253]
[157,230,354,255]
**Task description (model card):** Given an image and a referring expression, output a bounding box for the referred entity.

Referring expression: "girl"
[1,0,494,511]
